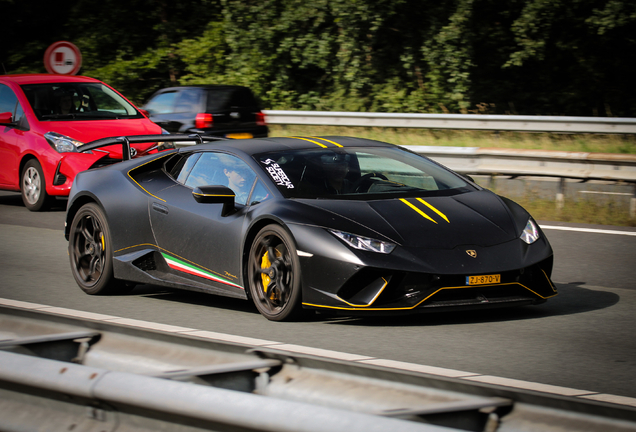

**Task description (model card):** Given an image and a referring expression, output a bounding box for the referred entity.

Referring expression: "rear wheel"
[248,225,303,321]
[21,159,50,211]
[68,203,129,295]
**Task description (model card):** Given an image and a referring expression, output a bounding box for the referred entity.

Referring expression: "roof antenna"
[1,63,7,75]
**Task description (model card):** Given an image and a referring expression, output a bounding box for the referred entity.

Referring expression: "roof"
[186,136,394,156]
[0,74,102,85]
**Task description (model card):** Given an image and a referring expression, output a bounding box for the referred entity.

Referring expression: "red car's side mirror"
[0,112,13,125]
[139,109,150,117]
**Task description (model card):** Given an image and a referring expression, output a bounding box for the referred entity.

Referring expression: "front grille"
[335,260,555,310]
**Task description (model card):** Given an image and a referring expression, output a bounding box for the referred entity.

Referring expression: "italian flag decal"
[161,252,243,289]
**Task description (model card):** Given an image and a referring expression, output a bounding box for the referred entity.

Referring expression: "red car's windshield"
[21,82,143,121]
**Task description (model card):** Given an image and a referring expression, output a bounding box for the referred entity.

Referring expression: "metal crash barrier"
[1,306,635,432]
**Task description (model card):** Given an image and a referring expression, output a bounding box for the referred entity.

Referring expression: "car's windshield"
[21,82,142,121]
[255,146,475,199]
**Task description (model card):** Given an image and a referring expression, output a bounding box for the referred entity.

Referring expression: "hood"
[297,190,522,249]
[39,118,162,144]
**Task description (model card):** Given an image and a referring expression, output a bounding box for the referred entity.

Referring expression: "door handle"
[152,202,168,215]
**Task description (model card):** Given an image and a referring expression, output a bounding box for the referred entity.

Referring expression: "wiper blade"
[40,113,76,120]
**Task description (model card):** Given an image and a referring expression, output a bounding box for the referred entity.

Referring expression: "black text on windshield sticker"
[262,159,294,189]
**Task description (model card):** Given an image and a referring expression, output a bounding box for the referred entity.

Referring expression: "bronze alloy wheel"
[248,225,303,321]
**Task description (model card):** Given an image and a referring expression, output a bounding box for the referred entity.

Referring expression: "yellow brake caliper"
[261,251,272,294]
[261,249,282,300]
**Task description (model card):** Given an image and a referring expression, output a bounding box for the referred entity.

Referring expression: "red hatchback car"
[0,74,167,210]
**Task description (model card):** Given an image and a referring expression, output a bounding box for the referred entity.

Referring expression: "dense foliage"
[2,0,634,116]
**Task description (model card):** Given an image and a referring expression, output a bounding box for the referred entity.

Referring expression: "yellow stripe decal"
[416,198,449,223]
[290,136,328,148]
[306,136,344,147]
[400,198,437,224]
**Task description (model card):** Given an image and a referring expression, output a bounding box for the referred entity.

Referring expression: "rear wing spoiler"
[78,134,228,160]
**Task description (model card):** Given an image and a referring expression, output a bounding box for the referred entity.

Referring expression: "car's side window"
[173,153,201,184]
[0,84,27,128]
[145,92,177,114]
[182,152,258,206]
[174,90,200,113]
[0,84,18,116]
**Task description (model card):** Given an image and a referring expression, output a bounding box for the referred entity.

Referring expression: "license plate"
[466,274,501,285]
[226,133,253,139]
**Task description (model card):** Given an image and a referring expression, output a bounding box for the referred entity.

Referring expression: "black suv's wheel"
[21,159,50,211]
[68,203,129,295]
[248,225,303,321]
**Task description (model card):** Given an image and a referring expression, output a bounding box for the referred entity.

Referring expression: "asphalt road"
[1,191,635,400]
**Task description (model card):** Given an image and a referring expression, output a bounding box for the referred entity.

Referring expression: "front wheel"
[21,159,50,211]
[68,203,129,295]
[247,225,303,321]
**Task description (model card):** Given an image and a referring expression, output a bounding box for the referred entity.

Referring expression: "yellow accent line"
[400,198,437,224]
[193,193,234,197]
[302,281,558,311]
[305,136,344,147]
[416,198,449,223]
[289,136,328,148]
[336,278,388,307]
[113,243,237,281]
[127,154,174,202]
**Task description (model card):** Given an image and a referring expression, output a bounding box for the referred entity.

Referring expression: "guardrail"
[403,146,636,216]
[263,110,636,134]
[2,305,636,432]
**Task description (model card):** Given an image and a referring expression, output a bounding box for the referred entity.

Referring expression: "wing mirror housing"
[0,112,14,125]
[192,185,236,216]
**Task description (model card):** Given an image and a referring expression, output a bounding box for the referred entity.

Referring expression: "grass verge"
[508,197,635,227]
[269,125,636,154]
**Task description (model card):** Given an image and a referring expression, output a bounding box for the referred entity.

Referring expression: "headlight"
[44,132,83,153]
[520,219,540,244]
[329,230,396,254]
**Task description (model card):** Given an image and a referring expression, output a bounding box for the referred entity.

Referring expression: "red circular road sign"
[44,41,82,75]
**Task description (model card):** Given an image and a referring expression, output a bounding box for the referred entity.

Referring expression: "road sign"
[44,41,82,75]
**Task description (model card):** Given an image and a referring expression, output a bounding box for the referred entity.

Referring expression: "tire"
[68,203,129,295]
[247,225,303,321]
[21,159,50,211]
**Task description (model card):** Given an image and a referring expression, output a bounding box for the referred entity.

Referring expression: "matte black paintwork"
[66,136,557,315]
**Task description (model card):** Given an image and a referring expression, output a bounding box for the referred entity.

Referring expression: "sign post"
[44,41,82,75]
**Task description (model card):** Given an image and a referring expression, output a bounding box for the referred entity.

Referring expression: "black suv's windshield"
[255,147,475,199]
[21,83,142,121]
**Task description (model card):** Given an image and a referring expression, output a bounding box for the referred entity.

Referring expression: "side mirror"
[139,108,150,117]
[463,174,476,183]
[0,112,13,125]
[192,185,236,216]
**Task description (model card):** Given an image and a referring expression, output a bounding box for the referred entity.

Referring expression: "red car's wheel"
[248,225,303,321]
[21,159,50,211]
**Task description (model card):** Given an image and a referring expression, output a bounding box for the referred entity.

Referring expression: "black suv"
[143,85,268,139]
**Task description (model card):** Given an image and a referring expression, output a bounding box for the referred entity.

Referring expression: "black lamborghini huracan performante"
[65,135,557,321]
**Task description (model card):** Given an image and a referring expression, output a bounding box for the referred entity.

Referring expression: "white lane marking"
[2,297,636,408]
[540,225,636,237]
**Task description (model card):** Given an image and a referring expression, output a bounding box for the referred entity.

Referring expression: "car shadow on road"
[0,192,67,211]
[130,285,261,316]
[126,282,620,325]
[322,283,621,327]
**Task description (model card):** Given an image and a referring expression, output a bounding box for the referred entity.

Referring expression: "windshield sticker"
[262,159,294,189]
